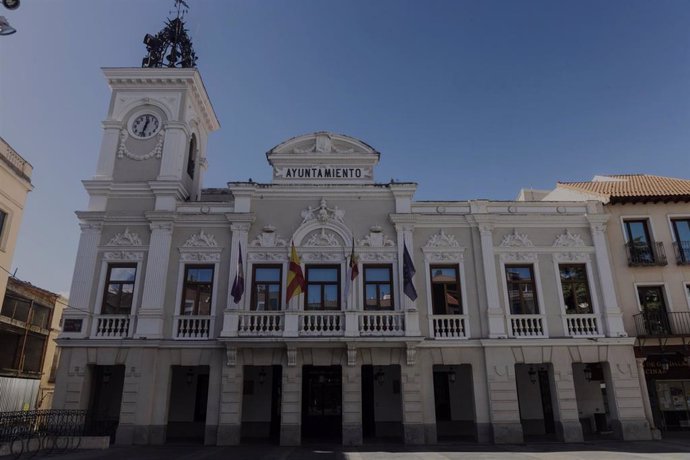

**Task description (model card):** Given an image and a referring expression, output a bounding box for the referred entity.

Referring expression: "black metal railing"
[673,241,690,265]
[625,241,667,266]
[633,311,690,337]
[0,410,87,443]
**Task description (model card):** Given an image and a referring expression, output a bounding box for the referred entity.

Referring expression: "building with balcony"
[0,137,33,306]
[542,174,690,435]
[0,276,64,411]
[52,59,656,445]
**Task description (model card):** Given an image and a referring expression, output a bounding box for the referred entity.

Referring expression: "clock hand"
[142,119,150,133]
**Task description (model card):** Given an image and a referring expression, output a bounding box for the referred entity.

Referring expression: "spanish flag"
[286,242,306,302]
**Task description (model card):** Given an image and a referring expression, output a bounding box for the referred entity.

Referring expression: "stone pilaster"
[483,347,523,444]
[64,222,102,338]
[135,221,173,339]
[395,223,420,337]
[93,121,121,181]
[217,358,244,445]
[477,223,507,338]
[222,222,251,337]
[635,358,661,439]
[205,354,223,445]
[342,363,363,446]
[551,351,584,442]
[400,361,425,444]
[280,362,302,446]
[587,216,626,337]
[157,122,188,180]
[603,347,652,440]
[51,348,91,410]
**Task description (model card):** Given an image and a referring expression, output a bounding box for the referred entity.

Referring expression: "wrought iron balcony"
[633,311,690,337]
[673,241,690,265]
[625,241,667,266]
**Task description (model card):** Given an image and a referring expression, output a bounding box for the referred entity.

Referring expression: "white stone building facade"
[54,67,653,446]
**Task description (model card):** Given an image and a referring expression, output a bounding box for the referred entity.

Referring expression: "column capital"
[149,221,174,233]
[230,222,252,233]
[586,214,609,233]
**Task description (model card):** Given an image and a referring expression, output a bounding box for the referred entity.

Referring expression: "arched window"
[186,134,197,178]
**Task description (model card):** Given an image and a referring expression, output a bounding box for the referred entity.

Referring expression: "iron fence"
[625,241,667,266]
[633,311,690,337]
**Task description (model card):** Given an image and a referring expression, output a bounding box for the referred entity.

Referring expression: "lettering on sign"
[274,166,372,180]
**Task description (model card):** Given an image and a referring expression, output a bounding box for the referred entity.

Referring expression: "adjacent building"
[0,276,65,411]
[0,137,33,305]
[543,175,690,436]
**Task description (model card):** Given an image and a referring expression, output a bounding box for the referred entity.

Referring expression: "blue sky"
[1,0,690,294]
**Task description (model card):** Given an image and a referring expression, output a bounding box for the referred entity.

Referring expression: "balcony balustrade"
[358,311,405,336]
[237,311,283,336]
[430,314,468,339]
[625,241,667,266]
[634,311,690,337]
[92,314,132,338]
[509,314,547,338]
[565,314,601,337]
[298,311,344,336]
[173,315,213,340]
[673,241,690,265]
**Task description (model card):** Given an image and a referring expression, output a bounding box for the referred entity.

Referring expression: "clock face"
[130,114,161,139]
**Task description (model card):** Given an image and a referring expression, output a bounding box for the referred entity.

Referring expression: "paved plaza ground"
[49,438,690,460]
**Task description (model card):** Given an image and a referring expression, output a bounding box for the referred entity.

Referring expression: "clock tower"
[66,1,219,339]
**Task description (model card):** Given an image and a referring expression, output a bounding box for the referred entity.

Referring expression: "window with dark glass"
[181,265,214,315]
[672,218,690,263]
[505,265,538,314]
[430,265,462,315]
[305,265,340,310]
[1,296,31,322]
[251,265,282,311]
[0,209,6,239]
[101,264,137,315]
[624,219,654,263]
[559,264,593,314]
[363,265,393,310]
[187,134,197,178]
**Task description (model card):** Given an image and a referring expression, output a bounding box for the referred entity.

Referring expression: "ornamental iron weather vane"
[142,0,197,69]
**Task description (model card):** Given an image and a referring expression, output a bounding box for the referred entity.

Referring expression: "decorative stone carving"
[553,230,585,248]
[347,346,357,367]
[554,252,590,263]
[225,347,237,367]
[304,228,340,247]
[301,252,342,262]
[103,251,144,261]
[106,228,142,246]
[406,346,417,366]
[358,252,397,262]
[499,229,534,248]
[300,198,345,225]
[425,229,460,248]
[499,252,538,263]
[183,230,218,248]
[358,226,395,247]
[248,252,288,262]
[149,222,173,232]
[249,225,287,247]
[180,252,221,262]
[293,133,354,154]
[117,128,165,161]
[426,252,464,262]
[287,348,297,367]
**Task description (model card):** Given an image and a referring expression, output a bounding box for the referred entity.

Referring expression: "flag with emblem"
[286,242,306,302]
[403,241,418,301]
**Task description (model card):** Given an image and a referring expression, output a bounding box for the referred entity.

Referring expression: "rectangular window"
[1,296,32,323]
[251,265,282,311]
[505,265,538,315]
[637,285,670,335]
[0,209,6,240]
[672,218,690,263]
[181,265,214,315]
[101,264,137,315]
[305,265,340,310]
[363,265,393,310]
[624,219,654,263]
[430,265,462,315]
[559,264,593,314]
